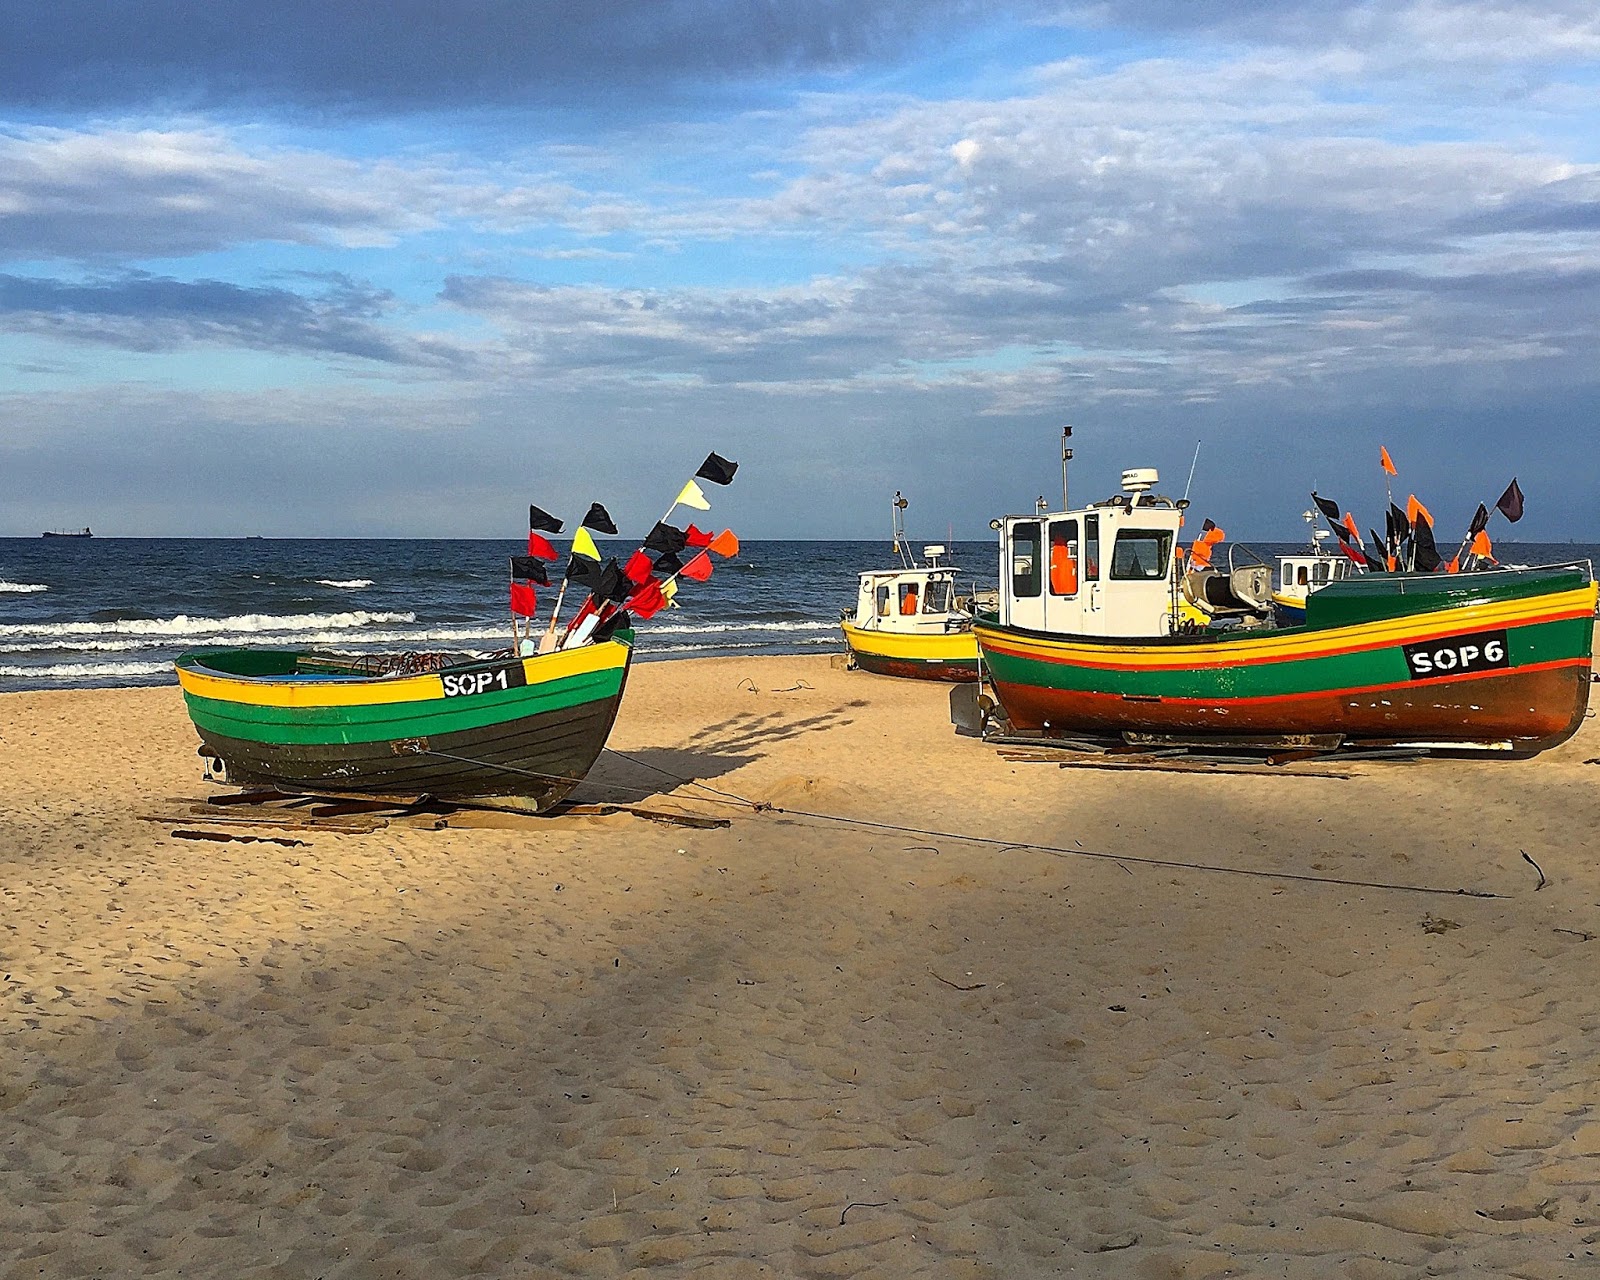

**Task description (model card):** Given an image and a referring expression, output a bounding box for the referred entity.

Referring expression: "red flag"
[708,529,739,558]
[1380,446,1397,476]
[628,579,666,619]
[528,531,558,561]
[680,551,713,582]
[510,582,538,617]
[623,549,654,584]
[684,523,714,548]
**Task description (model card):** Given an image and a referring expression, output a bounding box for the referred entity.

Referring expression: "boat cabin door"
[1002,513,1103,635]
[1001,506,1178,637]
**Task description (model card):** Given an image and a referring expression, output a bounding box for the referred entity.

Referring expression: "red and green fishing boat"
[973,467,1596,756]
[175,638,633,809]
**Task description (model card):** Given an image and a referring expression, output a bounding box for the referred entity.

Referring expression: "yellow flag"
[675,479,711,510]
[572,527,600,560]
[662,578,679,605]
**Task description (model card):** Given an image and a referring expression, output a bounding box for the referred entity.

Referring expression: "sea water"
[1,537,1592,693]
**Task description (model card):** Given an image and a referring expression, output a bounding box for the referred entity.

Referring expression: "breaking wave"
[0,581,48,593]
[317,579,374,589]
[0,660,172,681]
[0,610,416,640]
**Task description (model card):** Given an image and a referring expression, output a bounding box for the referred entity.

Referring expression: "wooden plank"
[1054,759,1351,780]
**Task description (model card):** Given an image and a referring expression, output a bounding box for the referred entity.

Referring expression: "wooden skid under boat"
[175,638,632,810]
[975,567,1596,755]
[841,620,979,682]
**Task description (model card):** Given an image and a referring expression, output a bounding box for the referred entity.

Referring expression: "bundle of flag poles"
[1309,447,1524,577]
[504,451,741,654]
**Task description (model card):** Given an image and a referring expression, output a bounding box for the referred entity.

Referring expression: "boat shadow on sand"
[578,706,857,799]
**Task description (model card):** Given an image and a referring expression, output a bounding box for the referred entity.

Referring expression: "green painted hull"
[176,640,632,804]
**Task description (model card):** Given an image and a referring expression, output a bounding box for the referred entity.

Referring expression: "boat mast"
[1061,425,1073,512]
[892,491,913,569]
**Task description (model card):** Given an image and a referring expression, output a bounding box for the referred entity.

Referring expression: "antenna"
[1182,439,1202,502]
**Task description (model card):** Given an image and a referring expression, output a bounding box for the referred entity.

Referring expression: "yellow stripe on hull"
[840,620,978,664]
[175,640,631,710]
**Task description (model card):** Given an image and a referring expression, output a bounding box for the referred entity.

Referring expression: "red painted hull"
[852,650,979,682]
[990,662,1591,754]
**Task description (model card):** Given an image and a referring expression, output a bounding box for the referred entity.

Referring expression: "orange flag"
[1341,512,1361,542]
[707,529,739,558]
[1380,446,1397,476]
[1406,495,1433,527]
[1471,530,1495,560]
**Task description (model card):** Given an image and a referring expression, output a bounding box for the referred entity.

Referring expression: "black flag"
[565,553,602,587]
[592,610,632,643]
[1368,530,1390,570]
[1495,478,1524,523]
[582,503,618,534]
[1467,502,1490,536]
[696,451,739,486]
[1412,514,1443,572]
[529,504,564,534]
[591,559,628,604]
[509,556,551,585]
[1311,492,1342,524]
[644,521,689,555]
[652,550,684,576]
[1386,503,1409,542]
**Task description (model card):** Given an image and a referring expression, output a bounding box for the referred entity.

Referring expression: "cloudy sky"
[2,1,1597,539]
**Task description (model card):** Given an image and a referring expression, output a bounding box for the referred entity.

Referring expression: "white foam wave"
[642,636,842,655]
[0,609,415,640]
[317,579,374,589]
[0,660,171,680]
[0,581,48,593]
[646,619,837,636]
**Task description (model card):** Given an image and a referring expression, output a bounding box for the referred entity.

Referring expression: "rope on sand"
[597,747,1503,900]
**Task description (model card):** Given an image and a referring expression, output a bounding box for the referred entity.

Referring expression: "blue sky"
[2,1,1597,540]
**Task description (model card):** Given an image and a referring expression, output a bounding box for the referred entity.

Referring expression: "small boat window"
[1312,562,1330,584]
[1109,530,1173,581]
[922,577,953,613]
[1048,519,1079,596]
[1297,565,1310,585]
[1084,514,1100,580]
[1011,522,1042,598]
[876,585,891,616]
[899,582,920,615]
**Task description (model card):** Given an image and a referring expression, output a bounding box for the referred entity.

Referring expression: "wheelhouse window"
[922,576,953,613]
[1110,530,1174,581]
[1010,522,1042,598]
[876,585,891,616]
[898,581,921,615]
[1048,519,1079,596]
[1083,513,1100,580]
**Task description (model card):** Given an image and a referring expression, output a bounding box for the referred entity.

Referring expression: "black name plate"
[440,662,528,698]
[1402,629,1509,680]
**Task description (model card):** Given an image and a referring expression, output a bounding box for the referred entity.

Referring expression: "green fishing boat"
[973,467,1595,756]
[176,638,632,809]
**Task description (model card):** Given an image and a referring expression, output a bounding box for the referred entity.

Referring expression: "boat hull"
[975,569,1596,754]
[176,640,632,808]
[841,619,979,682]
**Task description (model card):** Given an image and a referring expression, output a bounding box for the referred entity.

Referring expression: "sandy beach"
[4,652,1600,1278]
